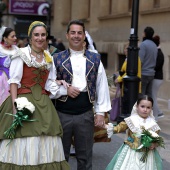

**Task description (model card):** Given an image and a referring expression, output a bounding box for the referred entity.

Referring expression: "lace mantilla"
[0,44,18,57]
[12,48,52,70]
[125,116,161,133]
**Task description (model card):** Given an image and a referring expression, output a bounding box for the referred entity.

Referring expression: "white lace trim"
[125,115,161,133]
[0,44,18,57]
[12,46,52,70]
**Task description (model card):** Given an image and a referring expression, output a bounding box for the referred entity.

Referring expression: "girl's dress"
[0,46,70,170]
[0,44,18,106]
[106,106,162,170]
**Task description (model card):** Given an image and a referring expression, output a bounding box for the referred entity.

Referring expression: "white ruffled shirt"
[8,47,111,116]
[58,49,111,116]
[8,46,61,98]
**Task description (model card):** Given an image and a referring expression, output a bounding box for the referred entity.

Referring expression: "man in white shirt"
[53,20,111,170]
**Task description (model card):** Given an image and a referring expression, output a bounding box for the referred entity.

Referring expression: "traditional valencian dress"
[106,104,163,170]
[0,44,18,106]
[0,45,70,170]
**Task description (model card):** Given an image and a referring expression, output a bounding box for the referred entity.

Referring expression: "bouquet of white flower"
[135,126,165,163]
[4,97,36,142]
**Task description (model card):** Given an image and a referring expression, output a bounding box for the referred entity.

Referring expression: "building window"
[118,54,126,71]
[100,53,108,68]
[153,0,160,8]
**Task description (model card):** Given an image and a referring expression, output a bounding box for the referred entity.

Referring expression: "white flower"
[14,97,35,113]
[25,102,35,113]
[15,97,29,110]
[148,130,159,137]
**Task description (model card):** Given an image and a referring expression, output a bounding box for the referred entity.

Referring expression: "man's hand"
[94,114,105,128]
[67,86,80,98]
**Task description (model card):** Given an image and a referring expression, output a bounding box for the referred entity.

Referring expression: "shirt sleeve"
[94,61,111,116]
[8,56,23,87]
[46,60,67,98]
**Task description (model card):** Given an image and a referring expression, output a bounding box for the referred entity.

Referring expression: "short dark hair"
[2,28,14,42]
[144,26,154,39]
[66,20,85,33]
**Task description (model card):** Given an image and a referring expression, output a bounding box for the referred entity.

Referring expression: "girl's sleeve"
[113,121,128,133]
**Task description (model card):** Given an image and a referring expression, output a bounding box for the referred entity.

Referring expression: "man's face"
[66,24,85,51]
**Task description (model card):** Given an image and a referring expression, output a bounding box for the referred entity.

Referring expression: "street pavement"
[69,87,170,170]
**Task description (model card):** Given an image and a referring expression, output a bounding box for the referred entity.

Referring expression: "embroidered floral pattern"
[54,49,101,102]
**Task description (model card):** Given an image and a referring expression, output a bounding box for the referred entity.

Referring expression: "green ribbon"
[4,109,37,145]
[141,134,153,147]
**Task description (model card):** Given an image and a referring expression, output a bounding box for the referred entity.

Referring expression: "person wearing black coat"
[152,35,164,121]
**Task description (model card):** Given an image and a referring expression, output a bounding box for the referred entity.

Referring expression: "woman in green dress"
[0,21,70,170]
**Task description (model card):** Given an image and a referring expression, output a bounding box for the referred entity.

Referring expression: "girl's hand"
[149,143,158,150]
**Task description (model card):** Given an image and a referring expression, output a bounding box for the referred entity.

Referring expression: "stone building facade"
[50,0,170,100]
[2,0,170,100]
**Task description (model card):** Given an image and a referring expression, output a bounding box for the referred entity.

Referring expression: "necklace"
[1,42,12,49]
[31,47,43,59]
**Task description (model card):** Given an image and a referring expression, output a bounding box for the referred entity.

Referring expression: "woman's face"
[4,31,17,46]
[30,26,47,50]
[136,99,153,119]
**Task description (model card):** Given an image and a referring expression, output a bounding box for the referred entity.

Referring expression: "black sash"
[54,92,93,115]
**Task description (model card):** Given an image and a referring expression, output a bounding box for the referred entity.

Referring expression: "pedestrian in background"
[115,43,141,95]
[56,38,66,51]
[0,21,70,170]
[0,26,18,107]
[53,19,111,170]
[139,26,157,98]
[105,95,163,170]
[152,35,164,120]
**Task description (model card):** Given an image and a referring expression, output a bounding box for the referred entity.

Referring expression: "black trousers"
[58,110,94,170]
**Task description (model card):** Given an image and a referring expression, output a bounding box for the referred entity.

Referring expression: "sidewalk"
[156,98,170,166]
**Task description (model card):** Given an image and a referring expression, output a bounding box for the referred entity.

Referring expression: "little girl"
[105,95,163,170]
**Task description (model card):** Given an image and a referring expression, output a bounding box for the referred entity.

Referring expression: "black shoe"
[158,113,164,118]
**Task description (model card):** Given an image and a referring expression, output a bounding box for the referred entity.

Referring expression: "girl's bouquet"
[135,126,165,162]
[4,97,36,142]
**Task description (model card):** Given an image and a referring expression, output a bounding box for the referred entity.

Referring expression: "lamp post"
[117,0,140,123]
[0,0,6,28]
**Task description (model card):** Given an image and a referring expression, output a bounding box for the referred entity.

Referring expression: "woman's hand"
[56,80,70,88]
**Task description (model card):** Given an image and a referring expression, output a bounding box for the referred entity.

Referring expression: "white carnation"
[15,97,29,110]
[25,102,35,113]
[15,97,35,113]
[149,130,159,137]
